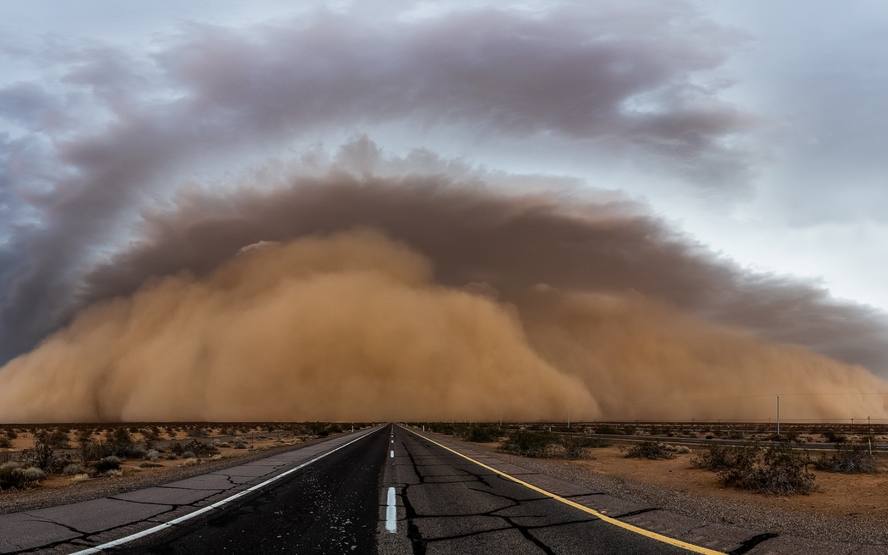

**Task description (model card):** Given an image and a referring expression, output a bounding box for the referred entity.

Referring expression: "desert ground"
[0,422,365,512]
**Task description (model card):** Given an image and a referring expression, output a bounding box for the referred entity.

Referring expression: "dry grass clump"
[0,462,45,489]
[62,463,85,475]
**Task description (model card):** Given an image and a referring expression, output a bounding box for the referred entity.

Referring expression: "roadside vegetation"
[498,430,610,459]
[623,441,686,460]
[693,444,816,494]
[814,442,879,474]
[0,422,366,492]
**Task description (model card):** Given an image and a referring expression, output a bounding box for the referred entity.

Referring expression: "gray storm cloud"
[0,2,751,362]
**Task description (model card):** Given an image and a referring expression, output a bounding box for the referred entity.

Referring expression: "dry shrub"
[561,436,610,459]
[460,425,501,443]
[0,462,45,489]
[692,444,746,470]
[814,443,878,474]
[625,441,675,460]
[719,445,815,495]
[501,430,559,457]
[94,456,121,473]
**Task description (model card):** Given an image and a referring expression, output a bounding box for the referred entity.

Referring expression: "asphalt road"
[123,428,389,554]
[381,427,686,555]
[115,425,690,554]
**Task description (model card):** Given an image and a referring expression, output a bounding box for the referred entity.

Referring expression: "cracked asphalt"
[0,429,382,554]
[379,427,688,555]
[123,427,388,554]
[2,424,818,554]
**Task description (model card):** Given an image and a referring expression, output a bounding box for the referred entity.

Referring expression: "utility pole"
[776,395,780,438]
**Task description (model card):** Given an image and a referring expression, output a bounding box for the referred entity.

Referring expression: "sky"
[1,0,887,367]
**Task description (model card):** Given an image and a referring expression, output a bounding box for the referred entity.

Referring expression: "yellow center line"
[403,426,725,555]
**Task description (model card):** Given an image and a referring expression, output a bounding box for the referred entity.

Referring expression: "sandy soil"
[567,445,888,520]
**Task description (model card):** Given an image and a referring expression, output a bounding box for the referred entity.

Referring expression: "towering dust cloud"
[0,169,887,422]
[0,231,595,422]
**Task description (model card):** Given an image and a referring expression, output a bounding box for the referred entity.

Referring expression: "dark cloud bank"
[0,2,752,363]
[1,145,887,421]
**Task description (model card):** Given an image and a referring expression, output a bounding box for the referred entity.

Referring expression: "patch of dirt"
[575,446,888,519]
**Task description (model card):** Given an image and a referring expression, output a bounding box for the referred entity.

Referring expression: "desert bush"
[182,439,218,457]
[139,461,163,468]
[110,428,134,456]
[49,429,70,449]
[0,437,10,448]
[305,422,329,437]
[146,449,160,461]
[460,425,501,443]
[823,430,847,444]
[79,438,114,464]
[0,462,44,489]
[216,441,232,448]
[814,443,878,474]
[94,456,122,473]
[182,450,196,459]
[625,441,675,460]
[19,466,45,481]
[560,436,610,459]
[63,463,85,475]
[70,473,90,483]
[692,445,749,470]
[719,445,815,495]
[501,430,559,457]
[27,432,57,471]
[105,469,124,478]
[233,440,248,449]
[594,425,617,435]
[170,441,184,456]
[5,429,18,440]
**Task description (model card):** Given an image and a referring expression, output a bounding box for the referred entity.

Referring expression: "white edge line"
[71,428,379,554]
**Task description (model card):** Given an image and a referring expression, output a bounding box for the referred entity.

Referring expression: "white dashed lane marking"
[385,487,397,533]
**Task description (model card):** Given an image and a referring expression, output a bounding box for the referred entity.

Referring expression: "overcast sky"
[1,0,887,360]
